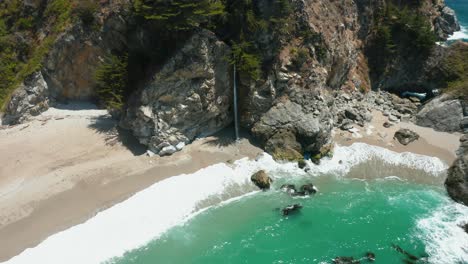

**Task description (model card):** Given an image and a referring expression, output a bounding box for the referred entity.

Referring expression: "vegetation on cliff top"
[368,2,437,80]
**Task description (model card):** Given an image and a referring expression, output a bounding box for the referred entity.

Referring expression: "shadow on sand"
[203,124,262,149]
[87,115,146,156]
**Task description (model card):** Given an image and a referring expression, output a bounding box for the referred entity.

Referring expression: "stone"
[333,256,360,264]
[251,170,273,190]
[146,150,156,157]
[383,122,393,128]
[388,115,399,122]
[416,94,464,132]
[300,183,318,195]
[344,109,360,121]
[175,142,185,151]
[394,129,420,146]
[298,160,307,169]
[341,121,354,131]
[159,145,177,156]
[365,252,376,262]
[280,184,297,195]
[281,204,303,216]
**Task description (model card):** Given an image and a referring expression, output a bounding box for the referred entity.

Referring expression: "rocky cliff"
[0,0,461,158]
[446,135,468,205]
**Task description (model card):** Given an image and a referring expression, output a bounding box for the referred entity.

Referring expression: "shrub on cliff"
[95,55,128,111]
[133,0,225,31]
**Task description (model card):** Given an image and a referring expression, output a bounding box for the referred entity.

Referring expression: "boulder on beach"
[251,170,273,190]
[394,129,420,145]
[281,204,303,216]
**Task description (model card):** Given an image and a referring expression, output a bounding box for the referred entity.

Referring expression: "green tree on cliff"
[133,0,225,31]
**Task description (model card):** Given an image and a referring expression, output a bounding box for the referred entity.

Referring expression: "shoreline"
[0,107,262,262]
[0,108,461,262]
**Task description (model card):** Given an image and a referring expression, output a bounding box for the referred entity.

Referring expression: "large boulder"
[251,94,333,161]
[251,170,273,190]
[446,134,468,205]
[416,94,464,133]
[394,129,420,146]
[122,29,232,155]
[2,72,50,125]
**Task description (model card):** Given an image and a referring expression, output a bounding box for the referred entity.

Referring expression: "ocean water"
[446,0,468,41]
[4,144,468,264]
[110,178,467,264]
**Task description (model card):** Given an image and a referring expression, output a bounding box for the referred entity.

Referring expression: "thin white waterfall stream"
[233,64,239,141]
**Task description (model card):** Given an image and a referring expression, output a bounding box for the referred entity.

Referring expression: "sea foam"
[448,25,468,41]
[2,143,450,264]
[417,200,468,264]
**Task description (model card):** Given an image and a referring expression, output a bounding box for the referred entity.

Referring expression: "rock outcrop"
[446,134,468,205]
[122,30,232,154]
[2,72,50,125]
[416,94,465,133]
[434,5,461,40]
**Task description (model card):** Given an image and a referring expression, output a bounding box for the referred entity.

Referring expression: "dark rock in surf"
[333,256,360,264]
[365,252,376,262]
[300,183,318,195]
[298,159,307,169]
[281,204,302,216]
[280,184,297,195]
[251,170,273,190]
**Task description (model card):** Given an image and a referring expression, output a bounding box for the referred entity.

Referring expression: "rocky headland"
[0,0,467,260]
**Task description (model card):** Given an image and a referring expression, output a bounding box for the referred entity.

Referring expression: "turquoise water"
[109,176,467,264]
[446,0,468,41]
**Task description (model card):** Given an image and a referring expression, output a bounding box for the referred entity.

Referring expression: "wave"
[448,25,468,41]
[2,143,450,264]
[417,200,468,264]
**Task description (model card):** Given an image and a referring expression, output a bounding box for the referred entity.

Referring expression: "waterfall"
[233,64,240,141]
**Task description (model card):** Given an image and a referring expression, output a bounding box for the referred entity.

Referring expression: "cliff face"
[0,0,460,157]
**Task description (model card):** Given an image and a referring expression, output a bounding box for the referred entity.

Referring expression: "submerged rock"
[299,183,318,195]
[394,129,420,146]
[333,256,360,264]
[365,252,376,262]
[298,160,307,169]
[280,184,297,195]
[446,134,468,205]
[251,170,273,190]
[281,204,302,216]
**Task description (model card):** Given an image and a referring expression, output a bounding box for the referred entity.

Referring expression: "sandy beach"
[0,106,461,262]
[0,104,262,262]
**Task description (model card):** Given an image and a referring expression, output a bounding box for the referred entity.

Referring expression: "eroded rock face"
[446,134,468,206]
[122,30,232,154]
[2,72,50,125]
[416,94,465,132]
